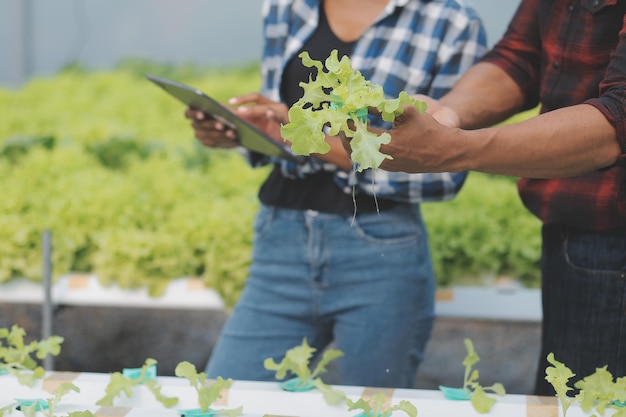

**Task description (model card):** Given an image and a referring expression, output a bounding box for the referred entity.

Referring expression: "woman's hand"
[229,92,289,144]
[184,108,240,149]
[184,93,289,149]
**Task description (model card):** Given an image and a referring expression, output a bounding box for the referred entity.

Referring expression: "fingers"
[234,105,269,119]
[234,103,289,125]
[408,95,460,128]
[411,94,438,109]
[185,107,239,148]
[228,92,272,106]
[338,131,353,156]
[367,105,382,118]
[184,94,291,148]
[230,93,288,120]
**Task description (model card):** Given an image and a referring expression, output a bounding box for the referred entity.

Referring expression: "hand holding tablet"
[146,74,305,164]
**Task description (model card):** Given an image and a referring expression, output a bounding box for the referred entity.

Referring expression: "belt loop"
[305,209,319,217]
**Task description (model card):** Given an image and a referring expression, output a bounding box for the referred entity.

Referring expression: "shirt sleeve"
[479,0,543,111]
[584,15,626,167]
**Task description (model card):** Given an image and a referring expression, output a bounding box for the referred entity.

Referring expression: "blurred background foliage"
[0,61,541,307]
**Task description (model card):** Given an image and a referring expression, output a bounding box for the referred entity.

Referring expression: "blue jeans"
[206,203,435,388]
[534,225,626,396]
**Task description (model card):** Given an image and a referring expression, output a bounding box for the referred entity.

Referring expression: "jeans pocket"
[350,205,421,244]
[563,229,626,276]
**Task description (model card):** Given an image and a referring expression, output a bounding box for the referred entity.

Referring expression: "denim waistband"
[260,202,411,220]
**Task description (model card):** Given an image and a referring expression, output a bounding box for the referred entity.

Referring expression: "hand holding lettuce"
[280,50,426,171]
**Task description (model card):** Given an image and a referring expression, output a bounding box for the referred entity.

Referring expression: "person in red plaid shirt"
[350,0,626,396]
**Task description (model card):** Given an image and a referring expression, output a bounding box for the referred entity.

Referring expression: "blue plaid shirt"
[250,0,486,203]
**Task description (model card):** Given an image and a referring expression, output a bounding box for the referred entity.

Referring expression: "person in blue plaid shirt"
[186,0,486,388]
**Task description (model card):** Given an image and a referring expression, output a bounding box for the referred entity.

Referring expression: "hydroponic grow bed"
[0,371,600,417]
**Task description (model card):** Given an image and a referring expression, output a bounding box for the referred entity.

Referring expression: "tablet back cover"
[147,74,304,164]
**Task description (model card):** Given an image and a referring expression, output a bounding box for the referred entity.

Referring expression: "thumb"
[393,103,421,128]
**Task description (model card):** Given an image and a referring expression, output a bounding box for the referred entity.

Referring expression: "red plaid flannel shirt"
[481,0,626,230]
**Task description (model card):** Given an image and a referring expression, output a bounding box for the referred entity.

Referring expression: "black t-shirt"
[258,3,395,213]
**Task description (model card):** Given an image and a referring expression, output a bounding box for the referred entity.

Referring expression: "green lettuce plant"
[346,392,417,417]
[280,49,426,171]
[0,382,93,417]
[96,358,178,408]
[0,325,63,387]
[174,361,242,417]
[545,353,626,417]
[264,338,344,394]
[439,338,505,414]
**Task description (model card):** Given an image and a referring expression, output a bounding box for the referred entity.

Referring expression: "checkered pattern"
[249,0,487,203]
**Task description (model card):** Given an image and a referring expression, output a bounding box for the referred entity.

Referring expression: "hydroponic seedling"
[346,392,417,417]
[0,325,63,387]
[545,353,626,417]
[280,49,427,171]
[439,338,505,414]
[174,361,242,417]
[0,399,44,417]
[263,337,344,394]
[0,382,94,417]
[96,358,178,408]
[544,353,576,417]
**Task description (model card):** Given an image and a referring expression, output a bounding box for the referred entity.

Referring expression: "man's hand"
[411,94,461,129]
[378,103,462,173]
[339,96,462,173]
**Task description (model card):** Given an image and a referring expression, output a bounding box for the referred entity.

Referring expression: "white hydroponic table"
[0,371,596,417]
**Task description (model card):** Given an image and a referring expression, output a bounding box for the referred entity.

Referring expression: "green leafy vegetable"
[574,366,620,415]
[545,353,626,417]
[440,338,505,414]
[263,338,344,392]
[0,325,63,387]
[0,404,15,417]
[41,382,81,417]
[0,382,94,417]
[280,50,426,171]
[96,358,178,408]
[545,353,577,417]
[312,379,349,406]
[346,392,417,417]
[174,361,242,416]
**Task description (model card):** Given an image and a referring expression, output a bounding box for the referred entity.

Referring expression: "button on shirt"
[481,0,626,230]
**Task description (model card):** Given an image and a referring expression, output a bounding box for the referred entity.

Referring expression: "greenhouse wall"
[0,0,521,87]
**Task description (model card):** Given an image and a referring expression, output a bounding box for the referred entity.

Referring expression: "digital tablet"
[146,74,305,164]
